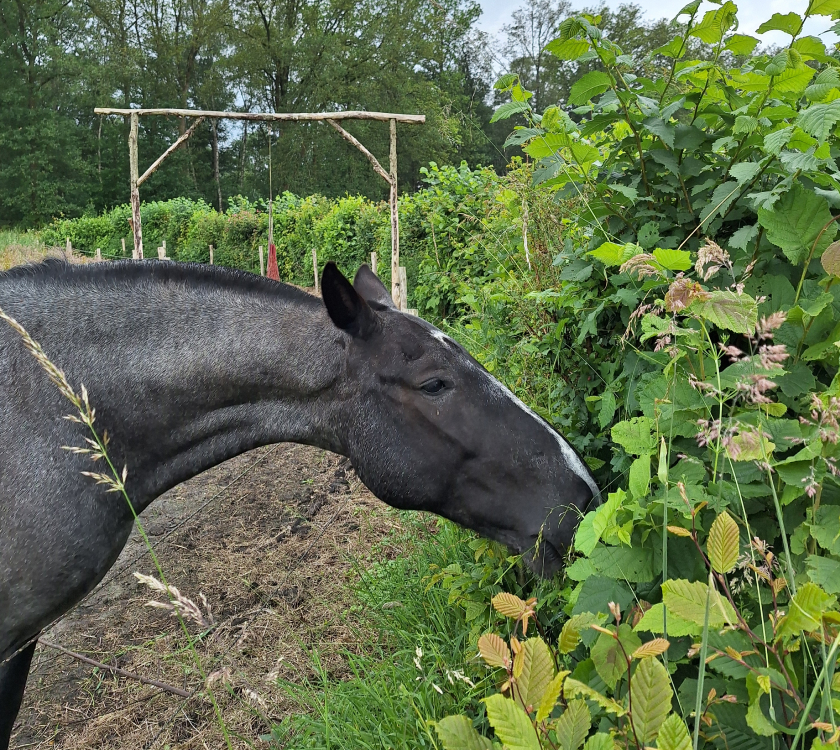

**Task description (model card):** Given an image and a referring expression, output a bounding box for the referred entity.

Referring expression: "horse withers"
[0,260,599,743]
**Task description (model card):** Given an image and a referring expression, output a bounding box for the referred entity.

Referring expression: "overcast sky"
[476,0,835,52]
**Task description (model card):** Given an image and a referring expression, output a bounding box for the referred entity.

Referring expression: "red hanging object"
[267,242,280,281]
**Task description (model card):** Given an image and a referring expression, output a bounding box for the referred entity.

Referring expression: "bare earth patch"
[12,444,402,749]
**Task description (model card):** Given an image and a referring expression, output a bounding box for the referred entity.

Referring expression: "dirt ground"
[11,444,403,749]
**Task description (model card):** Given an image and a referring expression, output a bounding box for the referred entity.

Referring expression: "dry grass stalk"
[134,572,215,629]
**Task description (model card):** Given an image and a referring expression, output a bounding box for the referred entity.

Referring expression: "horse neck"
[35,272,347,511]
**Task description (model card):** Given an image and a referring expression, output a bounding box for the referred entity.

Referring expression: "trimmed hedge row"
[41,163,502,306]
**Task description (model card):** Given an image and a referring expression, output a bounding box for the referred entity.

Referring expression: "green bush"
[424,3,840,749]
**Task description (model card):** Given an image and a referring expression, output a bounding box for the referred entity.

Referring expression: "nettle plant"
[429,2,840,749]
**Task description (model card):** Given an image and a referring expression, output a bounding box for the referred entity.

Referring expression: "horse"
[0,259,599,743]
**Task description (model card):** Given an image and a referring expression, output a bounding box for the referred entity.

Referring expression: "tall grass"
[267,517,496,749]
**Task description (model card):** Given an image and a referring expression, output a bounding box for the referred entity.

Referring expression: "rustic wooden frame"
[94,107,426,307]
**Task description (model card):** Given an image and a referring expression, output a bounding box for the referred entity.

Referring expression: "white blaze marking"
[494,380,601,501]
[424,324,600,501]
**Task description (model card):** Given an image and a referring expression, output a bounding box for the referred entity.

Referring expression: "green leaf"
[798,99,840,143]
[643,117,676,148]
[629,455,651,499]
[598,390,616,430]
[756,12,803,36]
[634,602,700,637]
[776,582,837,638]
[435,716,494,750]
[631,657,673,742]
[546,38,591,60]
[576,544,656,583]
[691,290,758,335]
[556,700,591,750]
[494,74,518,90]
[746,673,778,736]
[638,221,662,249]
[708,511,740,573]
[690,3,737,43]
[726,34,759,56]
[805,556,840,594]
[662,579,737,628]
[591,624,642,689]
[484,694,540,750]
[774,63,816,94]
[792,36,829,62]
[764,126,794,155]
[657,714,692,750]
[699,180,740,223]
[492,101,531,123]
[806,67,840,101]
[807,0,840,15]
[588,241,637,266]
[569,71,612,105]
[559,613,607,653]
[757,182,836,265]
[583,734,615,750]
[653,248,692,271]
[611,417,656,456]
[518,638,555,709]
[730,162,762,185]
[536,670,570,722]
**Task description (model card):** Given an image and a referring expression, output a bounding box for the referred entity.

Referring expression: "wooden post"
[312,248,319,294]
[128,113,143,260]
[95,248,102,261]
[162,239,166,257]
[66,238,73,259]
[157,246,166,260]
[407,309,418,317]
[389,118,400,307]
[399,266,408,312]
[259,245,264,276]
[209,244,214,265]
[121,237,128,258]
[371,251,378,276]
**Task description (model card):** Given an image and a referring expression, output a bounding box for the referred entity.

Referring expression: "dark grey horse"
[0,259,599,743]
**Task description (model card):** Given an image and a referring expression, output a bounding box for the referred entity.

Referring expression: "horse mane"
[0,258,320,307]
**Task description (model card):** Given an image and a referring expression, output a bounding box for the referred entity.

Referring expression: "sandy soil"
[11,443,401,749]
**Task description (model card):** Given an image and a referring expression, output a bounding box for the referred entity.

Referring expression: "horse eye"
[421,379,446,395]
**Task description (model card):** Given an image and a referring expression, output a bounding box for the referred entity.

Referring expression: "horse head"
[321,262,600,576]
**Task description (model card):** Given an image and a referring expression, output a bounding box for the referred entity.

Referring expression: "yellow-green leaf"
[556,699,591,750]
[536,670,570,723]
[629,454,651,499]
[653,248,692,272]
[661,579,737,628]
[657,714,692,750]
[517,638,555,709]
[630,657,673,742]
[493,592,528,619]
[559,613,606,653]
[563,678,627,715]
[434,716,495,750]
[634,602,700,637]
[707,511,740,574]
[479,633,511,668]
[484,693,541,750]
[776,582,837,638]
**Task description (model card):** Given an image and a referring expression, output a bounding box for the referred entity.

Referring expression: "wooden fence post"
[96,248,102,261]
[407,309,418,316]
[312,248,320,294]
[209,244,214,265]
[157,246,166,260]
[389,118,400,307]
[399,266,408,312]
[128,113,143,260]
[371,251,377,276]
[66,238,73,259]
[259,245,264,276]
[121,237,128,258]
[162,239,166,257]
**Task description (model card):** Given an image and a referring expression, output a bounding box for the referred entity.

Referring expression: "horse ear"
[353,264,396,309]
[321,262,379,339]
